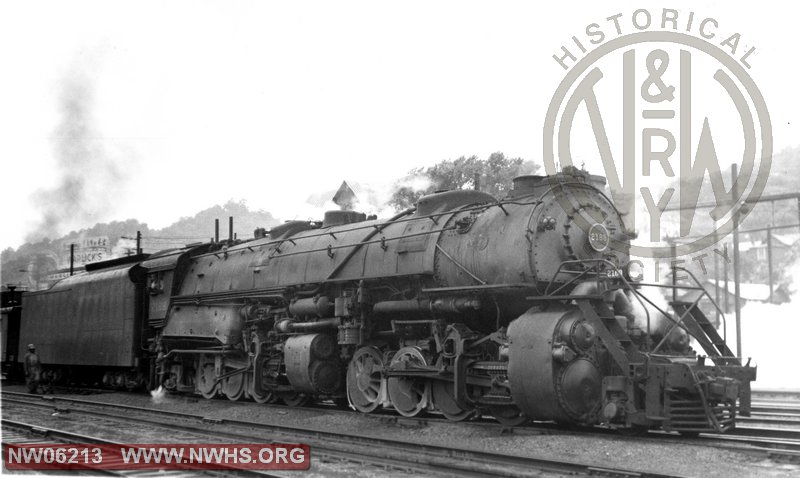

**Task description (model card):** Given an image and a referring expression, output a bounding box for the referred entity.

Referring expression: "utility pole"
[766,226,773,303]
[731,164,742,358]
[713,230,720,324]
[69,244,75,276]
[136,231,142,255]
[723,250,729,312]
[670,241,678,303]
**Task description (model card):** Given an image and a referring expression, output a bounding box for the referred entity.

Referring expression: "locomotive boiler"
[14,168,756,434]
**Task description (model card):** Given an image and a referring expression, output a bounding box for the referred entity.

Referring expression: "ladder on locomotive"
[664,266,740,366]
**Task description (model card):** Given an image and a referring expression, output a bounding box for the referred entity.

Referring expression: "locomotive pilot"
[23,344,42,393]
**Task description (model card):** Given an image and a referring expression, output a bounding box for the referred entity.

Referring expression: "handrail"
[650,292,705,355]
[325,207,417,280]
[542,258,735,360]
[543,259,605,296]
[674,266,729,344]
[541,258,652,337]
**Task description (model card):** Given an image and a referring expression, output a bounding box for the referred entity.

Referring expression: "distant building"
[743,233,799,264]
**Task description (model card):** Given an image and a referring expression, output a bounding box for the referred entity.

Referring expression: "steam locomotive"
[2,169,755,433]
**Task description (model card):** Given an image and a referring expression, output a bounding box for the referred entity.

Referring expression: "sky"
[1,1,799,251]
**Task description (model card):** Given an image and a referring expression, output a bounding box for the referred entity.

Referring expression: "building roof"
[772,233,799,248]
[737,239,760,253]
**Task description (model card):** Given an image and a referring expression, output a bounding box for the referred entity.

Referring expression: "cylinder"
[284,334,340,394]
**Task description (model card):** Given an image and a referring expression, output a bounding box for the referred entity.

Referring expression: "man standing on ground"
[23,344,41,394]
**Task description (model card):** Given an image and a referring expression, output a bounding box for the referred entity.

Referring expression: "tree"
[388,152,540,210]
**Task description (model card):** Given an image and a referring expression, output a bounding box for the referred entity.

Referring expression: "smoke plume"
[27,61,125,242]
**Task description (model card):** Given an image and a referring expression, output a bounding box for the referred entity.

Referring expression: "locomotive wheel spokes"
[431,379,475,422]
[279,392,310,407]
[221,369,245,401]
[387,347,430,418]
[346,346,384,413]
[196,356,217,399]
[489,405,529,426]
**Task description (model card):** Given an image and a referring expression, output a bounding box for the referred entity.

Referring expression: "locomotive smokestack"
[332,181,357,211]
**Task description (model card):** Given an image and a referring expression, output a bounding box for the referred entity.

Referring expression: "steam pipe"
[275,317,340,333]
[289,297,334,317]
[372,297,482,315]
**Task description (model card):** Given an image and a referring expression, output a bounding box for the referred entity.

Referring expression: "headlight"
[625,260,644,281]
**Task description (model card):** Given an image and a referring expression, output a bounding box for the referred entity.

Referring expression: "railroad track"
[743,390,800,432]
[5,387,800,469]
[679,389,800,462]
[187,391,800,458]
[751,390,800,416]
[752,389,800,401]
[2,391,688,478]
[228,392,800,463]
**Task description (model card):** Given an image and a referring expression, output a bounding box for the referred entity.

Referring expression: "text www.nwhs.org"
[3,444,310,470]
